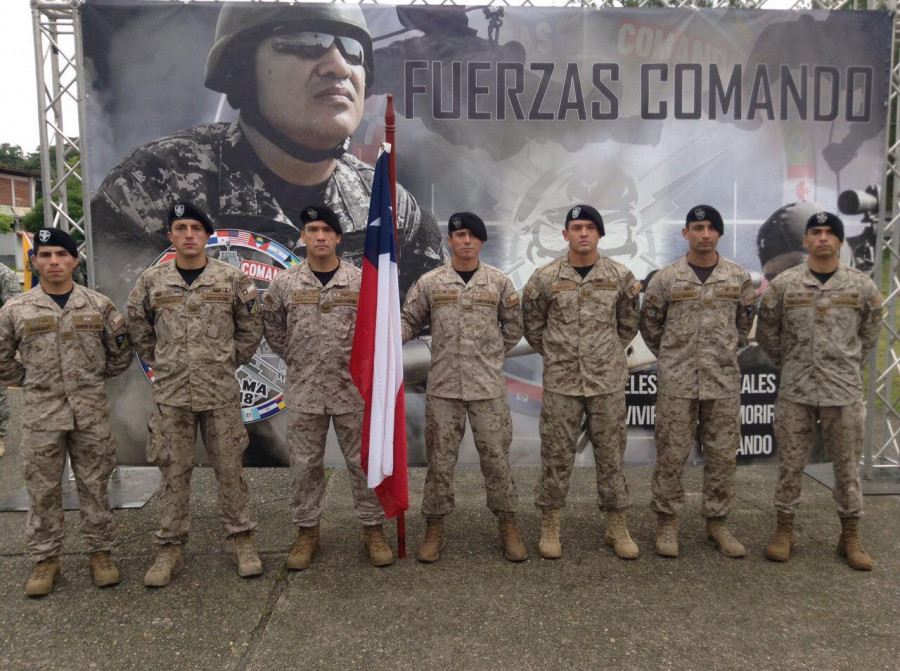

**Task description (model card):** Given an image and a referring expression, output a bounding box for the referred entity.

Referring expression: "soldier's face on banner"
[803,226,842,260]
[562,220,601,256]
[167,219,211,261]
[300,221,341,261]
[447,229,483,263]
[682,220,721,255]
[255,38,365,149]
[33,247,78,286]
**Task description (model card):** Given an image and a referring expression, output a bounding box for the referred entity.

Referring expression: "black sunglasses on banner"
[271,31,365,67]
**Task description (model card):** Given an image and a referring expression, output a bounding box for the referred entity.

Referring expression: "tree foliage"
[3,141,85,243]
[0,143,40,172]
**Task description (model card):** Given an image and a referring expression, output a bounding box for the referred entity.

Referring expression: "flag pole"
[386,94,399,251]
[385,93,406,559]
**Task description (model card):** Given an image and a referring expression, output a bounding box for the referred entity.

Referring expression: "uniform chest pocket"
[21,315,57,347]
[820,292,862,342]
[667,287,700,335]
[468,291,500,339]
[710,286,740,331]
[583,281,617,323]
[327,300,359,342]
[71,312,104,336]
[472,291,500,310]
[201,288,235,339]
[549,281,580,324]
[153,300,187,344]
[784,291,815,342]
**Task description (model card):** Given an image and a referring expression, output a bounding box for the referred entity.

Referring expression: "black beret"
[685,204,724,237]
[33,228,78,258]
[564,204,604,236]
[299,204,342,235]
[448,212,487,242]
[806,211,845,242]
[168,202,215,235]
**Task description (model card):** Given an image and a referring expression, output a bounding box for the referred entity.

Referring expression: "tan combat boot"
[234,530,264,577]
[706,517,746,558]
[416,517,445,563]
[604,510,640,560]
[89,551,120,587]
[25,556,61,597]
[363,524,395,567]
[144,545,184,587]
[765,511,795,562]
[655,513,679,558]
[538,508,562,559]
[285,526,320,571]
[837,517,874,571]
[498,514,528,562]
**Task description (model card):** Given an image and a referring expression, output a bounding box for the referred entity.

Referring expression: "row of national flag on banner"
[350,143,409,555]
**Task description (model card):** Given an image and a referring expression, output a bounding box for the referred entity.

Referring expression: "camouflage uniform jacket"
[127,257,263,411]
[401,262,524,401]
[263,260,363,415]
[0,284,133,430]
[91,121,445,298]
[0,263,21,308]
[523,255,639,396]
[757,262,882,406]
[640,255,756,400]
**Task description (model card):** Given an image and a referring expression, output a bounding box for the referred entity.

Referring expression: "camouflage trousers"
[148,404,256,546]
[0,386,8,436]
[21,423,117,561]
[287,410,384,527]
[535,390,630,511]
[651,393,740,518]
[422,395,518,518]
[774,397,864,518]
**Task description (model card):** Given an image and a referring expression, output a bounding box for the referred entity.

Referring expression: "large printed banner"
[83,1,891,467]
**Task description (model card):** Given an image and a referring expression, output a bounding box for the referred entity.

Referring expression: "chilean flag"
[350,145,408,519]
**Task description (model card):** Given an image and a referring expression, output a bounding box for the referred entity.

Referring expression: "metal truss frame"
[31,0,900,485]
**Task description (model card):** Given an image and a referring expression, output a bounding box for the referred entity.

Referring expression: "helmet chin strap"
[241,106,350,163]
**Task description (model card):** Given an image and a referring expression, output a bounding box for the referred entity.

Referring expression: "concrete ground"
[0,390,897,670]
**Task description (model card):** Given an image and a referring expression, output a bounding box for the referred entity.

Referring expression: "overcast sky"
[2,0,801,153]
[3,1,42,150]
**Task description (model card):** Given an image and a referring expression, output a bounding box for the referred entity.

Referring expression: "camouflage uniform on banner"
[263,261,383,528]
[640,256,756,557]
[0,263,21,455]
[127,257,263,549]
[523,252,639,558]
[757,259,882,569]
[401,261,525,560]
[0,285,132,563]
[92,121,445,300]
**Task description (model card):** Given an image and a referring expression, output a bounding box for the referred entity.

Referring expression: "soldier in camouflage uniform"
[0,261,21,458]
[400,212,526,563]
[263,204,393,570]
[757,212,882,571]
[127,203,265,587]
[523,205,640,560]
[640,205,756,559]
[0,228,132,596]
[91,3,444,312]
